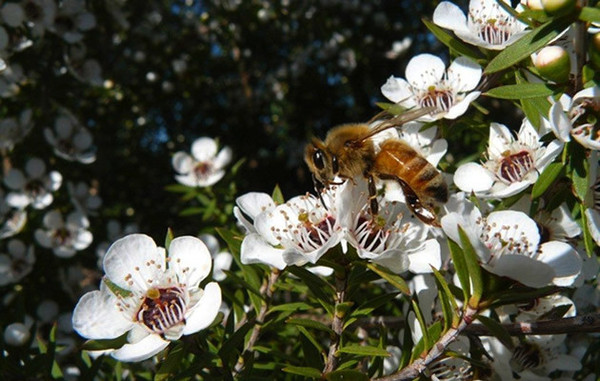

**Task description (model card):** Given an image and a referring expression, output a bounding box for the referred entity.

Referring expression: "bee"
[304,108,448,226]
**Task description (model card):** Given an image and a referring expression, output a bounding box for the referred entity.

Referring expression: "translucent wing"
[359,107,437,143]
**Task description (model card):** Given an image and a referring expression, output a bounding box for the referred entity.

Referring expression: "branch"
[465,312,600,336]
[322,268,348,374]
[232,268,280,376]
[374,306,478,381]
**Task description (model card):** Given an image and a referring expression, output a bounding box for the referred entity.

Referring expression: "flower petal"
[453,162,495,193]
[537,241,582,286]
[490,255,555,288]
[172,152,193,174]
[111,334,169,362]
[240,233,286,270]
[381,76,413,104]
[447,57,481,92]
[405,54,446,89]
[183,282,222,335]
[407,239,441,273]
[103,234,165,292]
[191,137,218,162]
[168,236,212,287]
[72,289,132,340]
[433,1,468,33]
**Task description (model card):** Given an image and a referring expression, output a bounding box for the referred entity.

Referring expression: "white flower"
[3,322,31,346]
[442,194,582,287]
[44,110,96,163]
[549,86,600,150]
[72,234,222,362]
[585,151,600,246]
[199,233,233,282]
[241,191,343,269]
[21,0,58,37]
[0,239,35,286]
[3,157,62,209]
[68,181,102,216]
[34,210,93,258]
[172,137,232,187]
[51,0,96,43]
[433,0,528,50]
[454,119,563,198]
[381,54,481,121]
[0,189,27,239]
[338,180,441,274]
[0,108,33,151]
[511,198,581,243]
[233,192,277,233]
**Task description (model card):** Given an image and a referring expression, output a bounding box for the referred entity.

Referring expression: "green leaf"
[531,162,564,199]
[411,321,442,361]
[179,207,204,216]
[458,226,483,306]
[300,330,325,370]
[326,370,369,381]
[422,18,484,60]
[268,302,313,314]
[516,70,552,129]
[476,315,514,351]
[298,325,325,356]
[218,320,253,365]
[337,344,390,357]
[164,227,174,249]
[580,6,600,23]
[485,18,572,74]
[581,204,596,258]
[484,83,557,99]
[487,285,559,308]
[411,299,430,352]
[287,266,335,313]
[366,263,410,295]
[431,267,460,329]
[350,292,400,319]
[272,184,285,205]
[286,318,335,335]
[568,141,589,202]
[282,365,323,378]
[102,278,132,298]
[155,342,185,381]
[164,184,194,193]
[81,332,129,351]
[448,238,470,302]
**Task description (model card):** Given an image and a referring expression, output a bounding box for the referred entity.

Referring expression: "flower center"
[570,98,600,144]
[478,217,534,263]
[24,179,45,197]
[52,227,72,245]
[470,3,518,46]
[194,162,213,178]
[417,86,455,112]
[497,150,534,184]
[354,215,391,253]
[510,342,543,372]
[293,214,336,252]
[593,173,600,212]
[137,287,187,334]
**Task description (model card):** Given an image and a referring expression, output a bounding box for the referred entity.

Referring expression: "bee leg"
[399,181,440,227]
[312,174,329,210]
[367,174,379,216]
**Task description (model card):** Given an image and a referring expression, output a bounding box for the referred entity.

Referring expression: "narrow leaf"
[448,238,470,302]
[337,344,390,357]
[581,204,596,258]
[282,366,323,378]
[156,342,185,381]
[580,6,600,23]
[531,162,563,199]
[81,333,128,351]
[164,227,174,250]
[411,299,430,353]
[422,18,484,60]
[271,184,285,205]
[484,83,557,99]
[286,318,335,335]
[366,263,410,295]
[351,292,400,319]
[458,226,483,306]
[431,267,460,328]
[485,18,572,74]
[476,315,514,350]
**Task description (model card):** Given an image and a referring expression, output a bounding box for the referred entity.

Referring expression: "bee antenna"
[312,174,329,210]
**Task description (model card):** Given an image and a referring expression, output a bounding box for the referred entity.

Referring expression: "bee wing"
[360,107,437,143]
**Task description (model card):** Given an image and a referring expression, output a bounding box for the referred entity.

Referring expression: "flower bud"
[541,0,576,16]
[534,45,571,83]
[527,0,544,11]
[3,322,30,346]
[589,33,600,71]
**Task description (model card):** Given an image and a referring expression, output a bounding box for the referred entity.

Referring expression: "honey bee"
[304,109,448,226]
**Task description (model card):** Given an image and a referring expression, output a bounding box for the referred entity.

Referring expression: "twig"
[373,306,478,381]
[465,312,600,336]
[232,268,280,376]
[322,268,348,374]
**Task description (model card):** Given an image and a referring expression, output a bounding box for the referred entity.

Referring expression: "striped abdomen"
[373,139,448,207]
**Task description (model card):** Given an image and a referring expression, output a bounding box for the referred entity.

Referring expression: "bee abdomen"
[374,140,448,205]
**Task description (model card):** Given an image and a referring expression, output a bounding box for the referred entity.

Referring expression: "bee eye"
[312,149,325,170]
[331,155,339,174]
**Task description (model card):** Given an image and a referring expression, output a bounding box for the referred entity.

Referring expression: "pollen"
[497,150,534,184]
[137,287,187,334]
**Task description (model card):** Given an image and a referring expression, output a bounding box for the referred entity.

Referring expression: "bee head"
[304,138,339,187]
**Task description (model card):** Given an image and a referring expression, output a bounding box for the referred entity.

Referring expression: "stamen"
[497,151,534,184]
[418,88,455,112]
[137,287,187,334]
[510,342,543,372]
